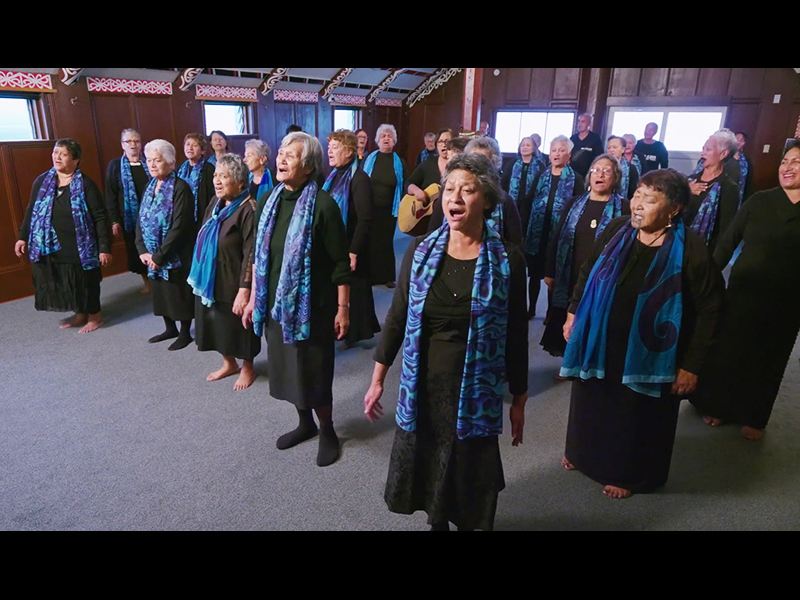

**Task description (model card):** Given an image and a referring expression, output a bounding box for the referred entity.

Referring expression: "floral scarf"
[322,160,359,227]
[121,155,152,233]
[139,172,181,280]
[525,166,577,257]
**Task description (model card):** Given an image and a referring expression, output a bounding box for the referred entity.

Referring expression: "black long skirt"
[32,258,102,315]
[266,318,335,410]
[151,275,195,322]
[385,369,505,532]
[195,298,261,362]
[541,307,568,357]
[346,272,381,345]
[566,379,681,494]
[369,210,397,285]
[123,231,147,275]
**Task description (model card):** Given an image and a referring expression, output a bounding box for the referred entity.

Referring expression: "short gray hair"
[121,128,141,142]
[144,139,177,167]
[245,139,272,162]
[551,135,575,154]
[375,124,398,146]
[424,132,437,142]
[216,154,250,188]
[442,153,504,216]
[709,128,739,162]
[281,132,323,181]
[465,136,503,171]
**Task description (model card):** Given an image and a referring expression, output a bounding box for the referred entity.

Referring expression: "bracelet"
[339,304,351,309]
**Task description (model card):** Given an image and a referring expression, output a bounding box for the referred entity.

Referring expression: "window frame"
[0,92,47,142]
[202,101,255,137]
[333,107,361,132]
[493,109,578,156]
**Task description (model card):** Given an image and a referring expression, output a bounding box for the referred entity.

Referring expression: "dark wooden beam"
[322,68,355,99]
[259,68,291,97]
[407,69,463,108]
[367,68,406,104]
[177,68,204,92]
[59,68,84,86]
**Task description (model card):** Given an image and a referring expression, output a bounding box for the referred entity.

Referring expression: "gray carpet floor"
[2,235,799,531]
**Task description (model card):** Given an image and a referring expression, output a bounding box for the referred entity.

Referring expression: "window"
[495,111,576,154]
[334,108,359,132]
[204,102,252,136]
[0,96,37,141]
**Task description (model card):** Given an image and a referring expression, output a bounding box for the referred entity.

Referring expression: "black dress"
[565,218,724,494]
[105,158,150,275]
[255,183,351,410]
[195,197,262,362]
[405,155,443,193]
[179,161,217,225]
[375,239,529,531]
[135,177,197,322]
[19,173,110,315]
[691,188,800,430]
[684,172,740,256]
[541,197,631,357]
[367,152,408,285]
[331,165,381,345]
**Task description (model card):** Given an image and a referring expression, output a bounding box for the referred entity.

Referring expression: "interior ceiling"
[8,68,443,99]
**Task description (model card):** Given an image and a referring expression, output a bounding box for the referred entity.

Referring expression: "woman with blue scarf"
[363,124,408,288]
[105,129,152,294]
[16,139,112,334]
[365,154,529,532]
[685,129,740,255]
[606,136,640,200]
[502,137,545,232]
[542,154,629,360]
[325,130,380,351]
[178,133,217,224]
[136,140,198,352]
[190,154,261,392]
[244,140,275,202]
[242,133,351,468]
[560,169,723,500]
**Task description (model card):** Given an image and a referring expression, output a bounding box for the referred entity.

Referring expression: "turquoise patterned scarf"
[398,223,511,440]
[252,182,318,342]
[508,159,542,205]
[249,169,275,202]
[363,150,404,218]
[619,158,631,199]
[737,154,749,204]
[139,172,181,280]
[323,160,359,227]
[525,166,577,256]
[689,179,722,244]
[121,155,151,233]
[561,220,685,398]
[178,159,207,221]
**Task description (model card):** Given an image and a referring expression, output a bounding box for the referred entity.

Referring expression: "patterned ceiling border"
[274,89,318,104]
[376,97,403,108]
[368,69,406,104]
[196,84,258,103]
[87,77,173,96]
[322,68,355,99]
[330,94,367,107]
[178,68,204,92]
[407,68,462,108]
[0,70,54,93]
[260,68,290,96]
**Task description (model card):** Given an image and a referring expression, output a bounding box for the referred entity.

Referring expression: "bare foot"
[703,416,724,428]
[60,314,88,330]
[742,427,765,441]
[207,364,241,383]
[79,314,104,334]
[234,363,257,391]
[562,457,577,472]
[603,486,633,500]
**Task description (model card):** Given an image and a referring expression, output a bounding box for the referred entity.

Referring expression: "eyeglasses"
[590,168,615,176]
[123,140,142,146]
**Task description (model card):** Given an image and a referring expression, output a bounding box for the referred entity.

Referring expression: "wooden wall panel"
[136,96,177,146]
[728,68,766,100]
[697,68,731,97]
[610,68,641,97]
[91,95,135,173]
[667,68,700,97]
[553,68,582,101]
[529,68,556,107]
[506,68,533,103]
[640,68,670,97]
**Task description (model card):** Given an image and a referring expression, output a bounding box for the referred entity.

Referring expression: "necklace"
[638,228,668,247]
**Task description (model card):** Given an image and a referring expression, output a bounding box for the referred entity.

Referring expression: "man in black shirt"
[635,123,670,173]
[570,114,604,178]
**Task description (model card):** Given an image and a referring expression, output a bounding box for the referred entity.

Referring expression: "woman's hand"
[233,289,251,317]
[100,253,113,268]
[544,277,556,292]
[14,240,27,258]
[510,394,528,448]
[140,253,153,267]
[689,181,709,196]
[241,300,255,330]
[672,369,699,398]
[112,223,123,237]
[350,253,358,273]
[365,382,385,423]
[408,184,427,204]
[335,307,350,341]
[563,312,576,343]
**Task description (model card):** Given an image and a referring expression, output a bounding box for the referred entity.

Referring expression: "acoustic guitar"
[398,184,441,237]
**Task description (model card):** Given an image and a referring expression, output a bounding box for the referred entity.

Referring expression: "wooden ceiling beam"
[367,68,406,104]
[59,68,84,86]
[259,68,291,96]
[322,68,355,99]
[176,68,204,91]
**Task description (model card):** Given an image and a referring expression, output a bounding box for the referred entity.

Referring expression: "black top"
[685,172,740,256]
[19,172,111,263]
[375,235,530,397]
[415,149,438,167]
[622,161,640,200]
[134,177,196,275]
[406,155,444,193]
[200,196,257,304]
[570,217,724,376]
[527,170,587,257]
[329,164,374,257]
[105,158,151,230]
[179,161,217,224]
[369,152,409,212]
[635,140,670,173]
[570,131,604,178]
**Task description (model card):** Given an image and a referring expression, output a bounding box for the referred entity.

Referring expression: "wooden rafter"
[407,68,463,108]
[322,68,355,99]
[176,68,204,92]
[59,68,84,86]
[259,68,291,96]
[367,68,406,104]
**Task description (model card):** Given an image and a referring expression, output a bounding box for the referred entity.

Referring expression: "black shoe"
[168,336,193,351]
[317,425,341,468]
[277,424,319,451]
[149,330,179,344]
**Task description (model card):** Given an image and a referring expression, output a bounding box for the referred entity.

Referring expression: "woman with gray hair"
[189,154,261,391]
[136,139,197,351]
[243,132,352,468]
[244,139,275,202]
[365,153,529,532]
[685,128,740,255]
[363,124,408,288]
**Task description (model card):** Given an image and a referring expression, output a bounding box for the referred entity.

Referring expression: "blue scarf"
[552,192,626,309]
[322,160,359,227]
[689,179,722,244]
[525,166,577,256]
[398,223,511,440]
[208,155,218,166]
[737,154,749,204]
[178,158,207,221]
[188,190,249,308]
[508,159,542,206]
[139,172,182,280]
[630,154,643,178]
[619,158,632,199]
[28,169,99,271]
[249,169,274,201]
[120,155,152,233]
[252,182,318,341]
[363,150,404,218]
[561,220,686,398]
